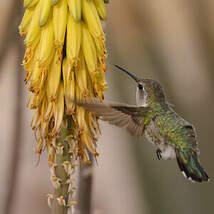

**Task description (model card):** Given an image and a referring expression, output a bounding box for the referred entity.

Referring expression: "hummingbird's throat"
[136,87,149,107]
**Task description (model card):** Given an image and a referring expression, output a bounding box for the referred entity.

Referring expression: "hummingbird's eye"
[138,84,143,90]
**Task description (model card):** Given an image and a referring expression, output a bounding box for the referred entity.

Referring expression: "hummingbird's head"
[137,79,165,106]
[114,65,165,106]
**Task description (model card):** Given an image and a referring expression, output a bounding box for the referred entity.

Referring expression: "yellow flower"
[20,0,107,162]
[20,0,108,209]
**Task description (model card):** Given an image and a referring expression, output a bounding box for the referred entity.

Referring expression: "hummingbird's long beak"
[114,65,139,83]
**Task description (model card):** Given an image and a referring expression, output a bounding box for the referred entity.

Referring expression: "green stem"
[52,121,71,214]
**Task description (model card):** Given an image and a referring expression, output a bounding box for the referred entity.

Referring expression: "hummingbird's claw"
[156,149,162,160]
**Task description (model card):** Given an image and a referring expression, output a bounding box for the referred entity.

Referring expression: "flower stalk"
[51,117,77,214]
[19,0,109,213]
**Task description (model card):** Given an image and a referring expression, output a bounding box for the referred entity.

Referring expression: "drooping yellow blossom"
[19,0,108,209]
[20,0,107,162]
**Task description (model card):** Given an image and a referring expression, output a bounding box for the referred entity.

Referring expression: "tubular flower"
[19,0,108,210]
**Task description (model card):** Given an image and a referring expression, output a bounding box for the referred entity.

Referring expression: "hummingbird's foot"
[156,149,162,160]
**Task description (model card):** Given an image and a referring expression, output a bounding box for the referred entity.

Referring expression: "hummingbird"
[76,65,209,182]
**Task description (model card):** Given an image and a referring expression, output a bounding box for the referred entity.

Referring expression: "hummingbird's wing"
[75,100,150,137]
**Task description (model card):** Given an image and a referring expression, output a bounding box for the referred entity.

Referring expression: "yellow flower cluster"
[19,0,107,164]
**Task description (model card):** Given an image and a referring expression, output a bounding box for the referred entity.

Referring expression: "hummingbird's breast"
[144,119,161,146]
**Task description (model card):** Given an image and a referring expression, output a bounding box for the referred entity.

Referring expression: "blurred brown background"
[0,0,214,214]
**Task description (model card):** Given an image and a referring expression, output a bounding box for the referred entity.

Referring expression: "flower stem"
[52,121,71,214]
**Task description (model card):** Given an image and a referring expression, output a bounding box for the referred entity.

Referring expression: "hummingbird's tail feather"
[175,149,209,182]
